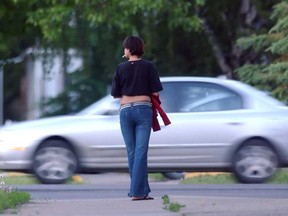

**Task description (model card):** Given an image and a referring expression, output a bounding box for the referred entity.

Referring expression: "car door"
[149,81,245,169]
[74,98,128,168]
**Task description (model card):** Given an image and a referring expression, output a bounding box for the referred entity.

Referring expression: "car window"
[160,82,243,113]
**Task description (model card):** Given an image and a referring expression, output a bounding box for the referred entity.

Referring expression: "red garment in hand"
[151,95,171,132]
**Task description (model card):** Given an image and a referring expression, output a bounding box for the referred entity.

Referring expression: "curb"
[184,172,229,179]
[0,172,83,184]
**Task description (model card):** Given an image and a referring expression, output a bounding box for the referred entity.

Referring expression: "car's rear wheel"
[232,139,278,183]
[162,172,185,180]
[32,140,78,184]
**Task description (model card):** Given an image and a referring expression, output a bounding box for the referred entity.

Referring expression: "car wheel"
[162,172,185,180]
[32,140,78,184]
[232,139,278,183]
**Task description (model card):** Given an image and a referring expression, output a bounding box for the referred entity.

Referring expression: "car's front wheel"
[232,139,278,183]
[32,140,78,184]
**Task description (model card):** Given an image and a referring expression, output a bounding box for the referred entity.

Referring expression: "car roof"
[160,76,247,90]
[160,76,236,84]
[161,76,225,81]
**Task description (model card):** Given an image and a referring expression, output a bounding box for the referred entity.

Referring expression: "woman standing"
[111,36,163,201]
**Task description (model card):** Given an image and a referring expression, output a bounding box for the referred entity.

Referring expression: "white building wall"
[25,49,82,120]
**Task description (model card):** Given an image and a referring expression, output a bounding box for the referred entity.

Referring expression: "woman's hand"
[152,92,159,97]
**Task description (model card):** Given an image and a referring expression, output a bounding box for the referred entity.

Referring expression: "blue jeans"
[120,105,152,197]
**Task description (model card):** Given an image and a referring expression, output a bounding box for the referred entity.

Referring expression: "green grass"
[0,178,31,214]
[0,190,30,214]
[182,173,236,184]
[149,173,167,181]
[182,169,288,184]
[0,173,82,214]
[267,169,288,183]
[3,175,41,185]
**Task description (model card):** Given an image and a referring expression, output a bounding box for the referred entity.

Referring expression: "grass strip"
[267,169,288,183]
[182,173,236,184]
[1,174,29,213]
[182,169,288,184]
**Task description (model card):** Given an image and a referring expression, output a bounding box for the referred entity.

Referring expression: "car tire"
[232,139,278,183]
[32,140,78,184]
[162,172,185,180]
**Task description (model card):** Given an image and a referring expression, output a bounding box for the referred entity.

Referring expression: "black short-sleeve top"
[111,60,163,97]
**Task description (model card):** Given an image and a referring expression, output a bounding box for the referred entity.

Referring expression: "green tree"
[0,0,42,121]
[25,0,205,76]
[25,0,277,79]
[236,0,288,102]
[0,0,281,119]
[18,0,208,116]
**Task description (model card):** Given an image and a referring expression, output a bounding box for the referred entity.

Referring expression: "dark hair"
[123,36,144,57]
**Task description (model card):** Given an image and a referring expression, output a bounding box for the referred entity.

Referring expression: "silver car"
[1,77,288,184]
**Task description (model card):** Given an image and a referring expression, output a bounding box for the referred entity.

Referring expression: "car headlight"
[0,130,28,151]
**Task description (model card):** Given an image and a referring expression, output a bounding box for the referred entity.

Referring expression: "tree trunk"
[202,18,233,79]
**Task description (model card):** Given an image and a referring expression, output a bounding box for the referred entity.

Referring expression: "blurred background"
[0,0,287,123]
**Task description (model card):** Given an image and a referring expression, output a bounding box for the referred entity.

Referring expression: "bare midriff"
[120,95,151,105]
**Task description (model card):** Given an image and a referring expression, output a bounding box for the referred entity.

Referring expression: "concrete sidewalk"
[3,195,288,216]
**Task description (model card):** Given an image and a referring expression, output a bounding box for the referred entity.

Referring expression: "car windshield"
[77,96,120,116]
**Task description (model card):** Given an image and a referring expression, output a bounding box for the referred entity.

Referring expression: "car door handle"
[227,122,243,125]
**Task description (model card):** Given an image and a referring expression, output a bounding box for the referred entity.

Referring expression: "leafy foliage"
[0,0,282,119]
[237,1,288,103]
[40,70,106,117]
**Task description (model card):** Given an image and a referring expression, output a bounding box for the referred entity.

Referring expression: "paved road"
[3,173,288,216]
[14,182,288,200]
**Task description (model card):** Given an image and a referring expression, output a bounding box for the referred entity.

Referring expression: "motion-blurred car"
[1,77,288,184]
